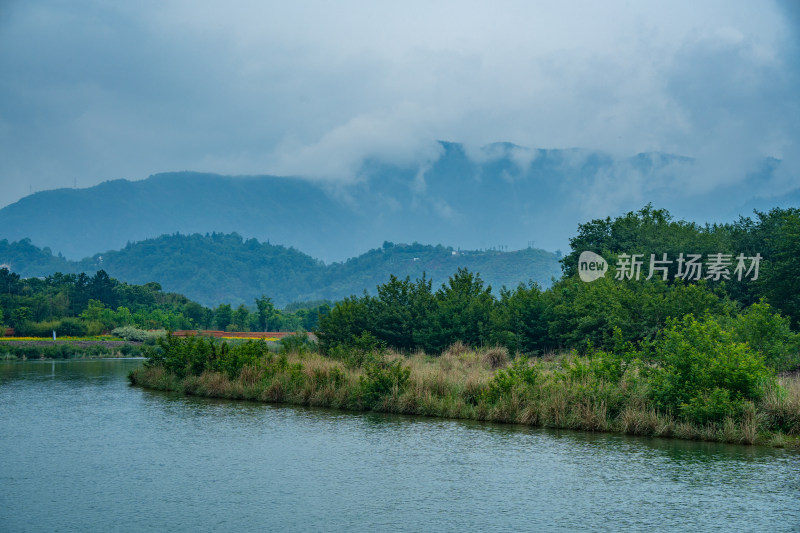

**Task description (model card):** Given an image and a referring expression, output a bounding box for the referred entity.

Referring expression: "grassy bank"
[128,338,800,448]
[0,339,144,360]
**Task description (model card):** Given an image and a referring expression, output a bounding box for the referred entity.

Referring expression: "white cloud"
[0,0,796,210]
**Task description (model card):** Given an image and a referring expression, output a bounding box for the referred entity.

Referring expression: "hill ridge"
[0,233,562,308]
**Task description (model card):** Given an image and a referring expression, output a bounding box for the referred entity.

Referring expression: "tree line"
[315,205,800,372]
[0,268,329,336]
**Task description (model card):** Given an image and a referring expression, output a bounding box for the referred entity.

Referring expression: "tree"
[315,295,374,353]
[232,304,250,332]
[560,204,732,282]
[255,295,277,331]
[215,304,233,331]
[371,275,416,351]
[0,268,22,295]
[10,307,31,328]
[756,208,800,326]
[491,281,549,354]
[425,268,495,352]
[89,270,118,308]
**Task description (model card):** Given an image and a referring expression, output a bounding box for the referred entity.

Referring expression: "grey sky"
[0,0,797,211]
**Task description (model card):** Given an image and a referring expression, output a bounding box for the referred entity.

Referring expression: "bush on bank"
[131,323,799,447]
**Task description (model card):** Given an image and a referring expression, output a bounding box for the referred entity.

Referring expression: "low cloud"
[0,0,796,217]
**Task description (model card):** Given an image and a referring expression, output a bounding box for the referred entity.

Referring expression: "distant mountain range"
[0,233,562,307]
[2,142,795,263]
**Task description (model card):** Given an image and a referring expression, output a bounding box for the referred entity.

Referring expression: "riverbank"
[0,339,143,359]
[129,344,800,448]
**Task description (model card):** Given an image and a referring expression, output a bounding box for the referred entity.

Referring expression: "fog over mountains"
[1,142,795,263]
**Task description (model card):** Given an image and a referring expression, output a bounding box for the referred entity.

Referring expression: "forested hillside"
[0,234,562,307]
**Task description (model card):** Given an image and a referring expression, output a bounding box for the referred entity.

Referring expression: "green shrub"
[359,359,410,408]
[482,356,538,403]
[84,320,105,336]
[328,331,386,368]
[58,318,88,337]
[15,320,59,337]
[648,315,775,424]
[279,332,317,355]
[144,334,270,379]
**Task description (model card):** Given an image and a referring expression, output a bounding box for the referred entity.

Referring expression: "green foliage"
[5,203,800,390]
[207,339,270,379]
[482,356,539,403]
[317,269,499,355]
[316,296,376,353]
[561,204,732,280]
[0,341,140,359]
[559,204,800,335]
[255,295,277,331]
[724,300,800,371]
[326,331,387,368]
[425,268,495,353]
[14,319,56,337]
[572,340,634,384]
[0,264,330,343]
[144,334,271,379]
[214,304,233,331]
[15,317,88,337]
[490,282,548,354]
[546,275,726,351]
[278,332,317,355]
[10,306,31,328]
[358,358,411,408]
[755,208,800,326]
[647,315,775,424]
[57,317,89,337]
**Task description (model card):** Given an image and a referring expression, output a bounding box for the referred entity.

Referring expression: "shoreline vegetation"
[128,333,800,448]
[7,205,800,446]
[0,338,146,359]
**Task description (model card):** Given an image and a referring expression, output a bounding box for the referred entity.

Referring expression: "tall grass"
[129,342,800,448]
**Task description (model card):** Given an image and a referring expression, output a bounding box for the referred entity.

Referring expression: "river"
[1,359,798,532]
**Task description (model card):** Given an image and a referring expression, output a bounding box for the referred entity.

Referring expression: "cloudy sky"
[0,0,798,210]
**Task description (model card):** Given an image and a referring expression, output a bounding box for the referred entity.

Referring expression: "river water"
[1,359,798,532]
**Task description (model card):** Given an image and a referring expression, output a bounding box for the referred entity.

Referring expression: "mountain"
[0,233,562,307]
[0,172,363,262]
[1,142,792,262]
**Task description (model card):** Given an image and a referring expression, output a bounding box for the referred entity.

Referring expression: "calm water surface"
[1,359,798,532]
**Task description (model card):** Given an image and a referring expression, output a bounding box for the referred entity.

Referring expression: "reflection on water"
[1,359,798,532]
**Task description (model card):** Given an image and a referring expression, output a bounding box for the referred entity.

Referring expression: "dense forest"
[0,268,327,337]
[3,204,799,371]
[315,205,800,371]
[0,234,561,307]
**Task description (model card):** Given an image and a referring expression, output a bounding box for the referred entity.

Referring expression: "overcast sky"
[0,0,797,209]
